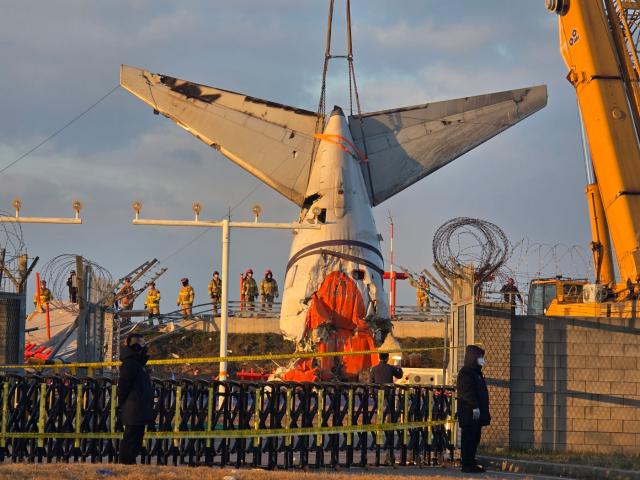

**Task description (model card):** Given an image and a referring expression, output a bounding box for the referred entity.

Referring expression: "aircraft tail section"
[349,85,548,205]
[120,65,320,206]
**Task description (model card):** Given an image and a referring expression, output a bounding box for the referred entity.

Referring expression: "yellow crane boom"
[548,0,640,285]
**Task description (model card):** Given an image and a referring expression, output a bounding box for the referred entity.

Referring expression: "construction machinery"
[529,0,640,316]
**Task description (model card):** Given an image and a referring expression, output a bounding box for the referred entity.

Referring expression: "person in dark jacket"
[118,333,154,464]
[370,352,403,383]
[456,344,490,473]
[66,270,78,303]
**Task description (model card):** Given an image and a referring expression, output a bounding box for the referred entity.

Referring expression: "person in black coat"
[370,352,403,383]
[456,344,490,473]
[118,333,154,464]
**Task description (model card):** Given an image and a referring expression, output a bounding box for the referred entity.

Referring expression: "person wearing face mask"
[118,333,154,464]
[456,344,490,474]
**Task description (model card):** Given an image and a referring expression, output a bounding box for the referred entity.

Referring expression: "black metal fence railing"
[117,301,450,322]
[0,374,456,468]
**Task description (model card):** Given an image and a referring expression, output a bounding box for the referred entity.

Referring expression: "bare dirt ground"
[0,463,565,480]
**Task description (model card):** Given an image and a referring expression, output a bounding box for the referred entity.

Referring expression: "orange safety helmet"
[265,269,272,275]
[245,269,253,275]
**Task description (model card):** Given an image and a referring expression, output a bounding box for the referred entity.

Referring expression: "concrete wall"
[475,304,512,447]
[475,309,640,454]
[0,292,24,364]
[178,316,444,338]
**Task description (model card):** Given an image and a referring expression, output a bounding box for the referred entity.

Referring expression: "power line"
[160,228,211,263]
[0,84,120,175]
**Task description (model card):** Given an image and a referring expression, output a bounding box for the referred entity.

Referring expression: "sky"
[0,0,591,310]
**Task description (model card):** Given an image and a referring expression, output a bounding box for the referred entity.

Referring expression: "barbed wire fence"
[39,254,114,312]
[0,212,26,293]
[432,217,510,286]
[393,216,592,311]
[483,239,592,307]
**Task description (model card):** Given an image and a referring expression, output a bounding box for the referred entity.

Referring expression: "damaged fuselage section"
[280,106,390,381]
[120,64,547,382]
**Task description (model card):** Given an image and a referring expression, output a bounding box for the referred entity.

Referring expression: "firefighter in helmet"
[208,271,222,315]
[33,280,52,313]
[144,282,161,319]
[119,277,135,311]
[176,278,194,318]
[409,274,430,313]
[241,269,258,311]
[260,269,279,311]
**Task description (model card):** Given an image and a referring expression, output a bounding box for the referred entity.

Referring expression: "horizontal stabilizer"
[120,65,320,206]
[349,86,548,205]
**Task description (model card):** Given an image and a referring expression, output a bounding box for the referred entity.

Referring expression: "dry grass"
[0,463,461,480]
[148,331,445,378]
[397,337,445,368]
[148,332,295,378]
[480,447,640,471]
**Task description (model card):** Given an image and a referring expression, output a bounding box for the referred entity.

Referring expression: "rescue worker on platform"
[176,277,194,318]
[144,282,161,319]
[66,270,78,303]
[456,344,490,474]
[119,277,135,311]
[409,274,430,313]
[33,280,52,313]
[500,277,523,313]
[260,269,279,311]
[208,271,222,315]
[241,269,258,311]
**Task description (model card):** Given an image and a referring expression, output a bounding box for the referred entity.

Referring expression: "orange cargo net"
[282,271,378,382]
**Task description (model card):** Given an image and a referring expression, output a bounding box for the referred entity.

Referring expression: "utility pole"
[0,199,82,364]
[0,198,82,297]
[383,214,408,319]
[75,256,86,362]
[389,214,395,317]
[131,201,321,380]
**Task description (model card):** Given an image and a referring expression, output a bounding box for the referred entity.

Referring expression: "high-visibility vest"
[208,278,221,297]
[33,288,51,305]
[119,285,134,307]
[260,278,279,297]
[241,278,258,298]
[145,288,161,308]
[410,279,430,300]
[177,285,194,305]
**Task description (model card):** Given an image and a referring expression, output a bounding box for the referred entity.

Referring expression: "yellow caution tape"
[0,383,7,448]
[37,384,46,448]
[0,345,459,370]
[0,419,455,441]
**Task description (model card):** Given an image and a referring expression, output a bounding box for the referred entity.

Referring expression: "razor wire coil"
[433,217,510,283]
[39,255,114,312]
